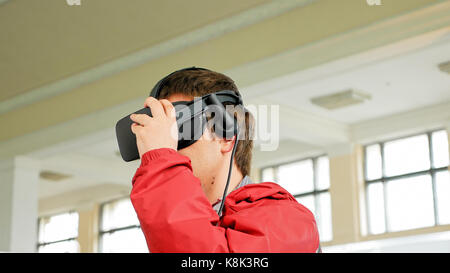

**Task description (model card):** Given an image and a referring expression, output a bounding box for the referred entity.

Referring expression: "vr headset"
[115,67,243,162]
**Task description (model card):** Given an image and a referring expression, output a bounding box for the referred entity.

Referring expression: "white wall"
[323,231,450,253]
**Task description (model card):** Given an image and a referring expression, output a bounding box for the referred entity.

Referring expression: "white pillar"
[0,156,39,252]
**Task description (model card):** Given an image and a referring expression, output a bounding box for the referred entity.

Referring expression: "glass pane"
[38,239,80,253]
[384,134,430,177]
[101,198,140,231]
[432,130,449,168]
[296,195,315,216]
[365,144,382,180]
[385,175,435,232]
[316,156,330,190]
[38,212,78,244]
[436,171,450,225]
[261,167,275,182]
[278,159,314,195]
[101,228,148,253]
[367,182,386,235]
[317,192,333,242]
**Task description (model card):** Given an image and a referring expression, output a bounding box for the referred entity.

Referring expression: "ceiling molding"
[0,0,316,115]
[350,101,450,144]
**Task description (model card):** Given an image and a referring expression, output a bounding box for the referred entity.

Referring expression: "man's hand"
[130,97,178,158]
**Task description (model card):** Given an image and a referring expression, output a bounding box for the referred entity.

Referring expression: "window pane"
[38,239,79,253]
[432,130,449,168]
[296,195,315,216]
[261,167,275,182]
[278,159,314,195]
[101,198,140,231]
[367,182,386,234]
[317,192,333,242]
[38,212,78,243]
[384,135,430,177]
[436,171,450,225]
[385,175,435,232]
[316,156,330,190]
[101,228,148,253]
[365,144,382,180]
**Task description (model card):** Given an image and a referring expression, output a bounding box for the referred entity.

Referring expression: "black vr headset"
[115,67,243,162]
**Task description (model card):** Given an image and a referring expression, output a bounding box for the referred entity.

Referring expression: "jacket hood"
[224,182,297,214]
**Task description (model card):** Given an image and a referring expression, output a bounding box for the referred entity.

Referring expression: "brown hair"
[158,69,254,177]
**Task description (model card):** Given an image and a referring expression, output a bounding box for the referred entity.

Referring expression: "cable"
[216,133,239,220]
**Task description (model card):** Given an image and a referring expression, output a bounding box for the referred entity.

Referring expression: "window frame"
[260,155,329,196]
[36,211,79,252]
[260,154,333,242]
[364,129,449,234]
[98,196,141,253]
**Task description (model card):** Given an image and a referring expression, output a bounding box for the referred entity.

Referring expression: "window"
[37,212,79,253]
[99,197,148,253]
[364,130,450,235]
[261,155,333,242]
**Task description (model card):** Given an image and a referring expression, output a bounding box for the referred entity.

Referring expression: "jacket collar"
[212,175,253,214]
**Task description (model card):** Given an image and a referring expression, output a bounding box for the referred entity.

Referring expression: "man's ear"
[220,136,236,154]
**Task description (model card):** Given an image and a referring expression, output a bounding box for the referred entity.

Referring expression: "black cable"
[216,133,239,220]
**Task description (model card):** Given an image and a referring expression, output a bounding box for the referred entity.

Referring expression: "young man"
[129,68,320,252]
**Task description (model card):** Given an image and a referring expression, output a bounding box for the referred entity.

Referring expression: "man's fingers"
[130,123,142,135]
[160,99,176,118]
[144,96,164,117]
[130,113,152,126]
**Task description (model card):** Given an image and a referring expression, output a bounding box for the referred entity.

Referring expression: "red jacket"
[131,148,320,253]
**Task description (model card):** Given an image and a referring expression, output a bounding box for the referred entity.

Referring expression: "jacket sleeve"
[130,148,229,253]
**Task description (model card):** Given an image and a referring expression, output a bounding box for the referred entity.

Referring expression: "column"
[326,143,365,244]
[77,204,99,253]
[0,156,39,252]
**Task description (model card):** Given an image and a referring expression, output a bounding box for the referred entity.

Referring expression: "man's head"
[156,68,254,204]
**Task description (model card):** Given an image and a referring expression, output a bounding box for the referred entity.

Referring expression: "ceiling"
[0,0,270,101]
